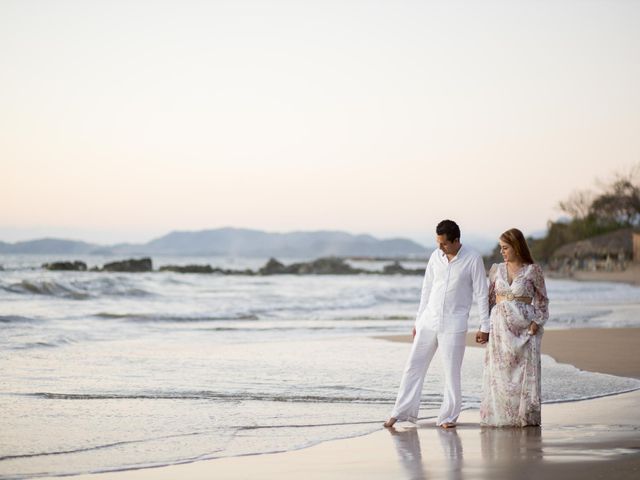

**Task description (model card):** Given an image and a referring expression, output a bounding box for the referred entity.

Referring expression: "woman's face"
[499,240,518,263]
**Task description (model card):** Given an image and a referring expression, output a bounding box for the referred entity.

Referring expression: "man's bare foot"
[440,422,456,429]
[383,417,398,428]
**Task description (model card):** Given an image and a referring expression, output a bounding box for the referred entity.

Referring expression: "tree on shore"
[529,164,639,263]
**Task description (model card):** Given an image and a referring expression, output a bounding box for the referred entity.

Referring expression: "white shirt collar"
[439,244,465,262]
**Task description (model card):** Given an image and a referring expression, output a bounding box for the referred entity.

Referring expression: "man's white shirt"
[415,245,490,333]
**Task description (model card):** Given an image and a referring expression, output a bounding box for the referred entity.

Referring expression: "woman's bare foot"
[440,422,456,429]
[383,417,398,428]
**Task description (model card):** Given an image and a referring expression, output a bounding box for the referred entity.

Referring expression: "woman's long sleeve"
[531,264,549,326]
[488,263,498,313]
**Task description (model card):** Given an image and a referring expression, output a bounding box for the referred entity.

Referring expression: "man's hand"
[412,327,416,339]
[475,330,489,344]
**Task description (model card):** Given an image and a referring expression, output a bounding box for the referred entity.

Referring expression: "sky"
[2,0,639,248]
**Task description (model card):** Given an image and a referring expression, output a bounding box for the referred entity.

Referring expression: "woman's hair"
[499,228,535,264]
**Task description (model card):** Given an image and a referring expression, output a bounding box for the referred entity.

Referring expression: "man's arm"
[471,255,490,338]
[413,255,434,336]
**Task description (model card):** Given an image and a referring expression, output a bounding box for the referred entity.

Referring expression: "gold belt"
[496,293,532,304]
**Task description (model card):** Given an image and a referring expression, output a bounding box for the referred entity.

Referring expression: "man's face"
[436,234,460,255]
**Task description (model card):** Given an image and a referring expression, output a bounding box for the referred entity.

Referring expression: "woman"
[480,228,549,427]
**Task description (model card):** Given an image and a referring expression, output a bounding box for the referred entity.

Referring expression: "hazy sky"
[2,0,639,247]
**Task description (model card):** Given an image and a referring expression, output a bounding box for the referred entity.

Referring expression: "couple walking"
[384,219,549,429]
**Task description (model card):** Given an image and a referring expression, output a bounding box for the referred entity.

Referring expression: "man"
[384,219,490,429]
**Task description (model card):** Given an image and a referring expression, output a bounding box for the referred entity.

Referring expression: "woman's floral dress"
[480,263,549,427]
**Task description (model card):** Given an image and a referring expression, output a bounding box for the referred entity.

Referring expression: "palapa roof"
[552,228,636,258]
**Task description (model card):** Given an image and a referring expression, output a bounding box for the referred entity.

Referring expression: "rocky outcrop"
[160,257,422,276]
[158,265,255,275]
[159,264,215,274]
[382,261,423,275]
[35,256,423,275]
[102,257,153,272]
[258,258,287,275]
[258,257,364,275]
[159,264,254,275]
[42,261,88,271]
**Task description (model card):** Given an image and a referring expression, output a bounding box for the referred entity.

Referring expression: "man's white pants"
[390,325,466,426]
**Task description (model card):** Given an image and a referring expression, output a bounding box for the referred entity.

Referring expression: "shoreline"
[55,327,640,480]
[546,264,640,286]
[62,391,640,480]
[379,327,640,379]
[59,394,640,480]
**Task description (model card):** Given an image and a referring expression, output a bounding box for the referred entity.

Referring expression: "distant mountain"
[0,238,98,254]
[113,228,428,257]
[0,228,428,258]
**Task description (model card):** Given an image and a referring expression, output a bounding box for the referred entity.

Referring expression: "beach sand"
[49,328,640,480]
[548,264,640,286]
[381,327,640,379]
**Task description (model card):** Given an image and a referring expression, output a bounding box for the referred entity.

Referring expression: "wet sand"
[58,328,640,480]
[57,390,640,480]
[381,327,640,378]
[548,264,640,286]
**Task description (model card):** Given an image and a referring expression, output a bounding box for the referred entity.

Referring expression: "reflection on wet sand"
[387,426,464,480]
[437,428,464,480]
[386,421,640,480]
[480,426,543,463]
[479,426,543,479]
[387,428,425,479]
[386,424,546,479]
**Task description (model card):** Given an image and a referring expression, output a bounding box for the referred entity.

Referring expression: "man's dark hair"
[436,220,461,242]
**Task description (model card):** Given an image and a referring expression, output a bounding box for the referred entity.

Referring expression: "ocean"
[1,254,640,479]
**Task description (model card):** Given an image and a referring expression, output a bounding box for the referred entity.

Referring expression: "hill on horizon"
[0,228,428,258]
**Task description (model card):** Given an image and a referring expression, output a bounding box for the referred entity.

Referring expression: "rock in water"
[42,261,88,271]
[382,261,423,275]
[159,264,214,273]
[258,258,287,275]
[285,257,363,275]
[102,257,152,272]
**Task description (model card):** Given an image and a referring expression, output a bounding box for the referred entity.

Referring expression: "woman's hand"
[528,321,539,336]
[412,327,416,339]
